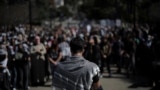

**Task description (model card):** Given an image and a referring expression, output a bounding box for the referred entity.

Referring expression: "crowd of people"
[0,22,160,90]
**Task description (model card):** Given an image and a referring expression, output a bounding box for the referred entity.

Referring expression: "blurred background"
[0,0,160,26]
[0,1,160,90]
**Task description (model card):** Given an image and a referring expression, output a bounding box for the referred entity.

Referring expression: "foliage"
[35,0,50,19]
[56,6,72,17]
[79,0,160,23]
[0,0,160,24]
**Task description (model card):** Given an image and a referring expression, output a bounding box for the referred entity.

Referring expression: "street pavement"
[30,69,151,90]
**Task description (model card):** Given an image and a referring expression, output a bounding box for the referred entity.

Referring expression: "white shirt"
[0,58,7,67]
[0,58,8,73]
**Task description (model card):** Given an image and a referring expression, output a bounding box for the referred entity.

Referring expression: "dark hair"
[93,36,98,45]
[51,43,58,49]
[57,35,65,43]
[70,37,85,54]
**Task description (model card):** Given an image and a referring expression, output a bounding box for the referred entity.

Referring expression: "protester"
[57,35,71,61]
[15,43,30,90]
[100,36,112,77]
[52,37,103,90]
[30,36,46,86]
[7,39,17,90]
[84,36,102,68]
[135,38,153,86]
[151,34,160,89]
[47,42,62,77]
[111,35,124,73]
[0,48,10,90]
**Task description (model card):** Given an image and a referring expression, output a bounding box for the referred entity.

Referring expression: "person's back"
[58,36,71,60]
[52,37,103,90]
[53,56,100,90]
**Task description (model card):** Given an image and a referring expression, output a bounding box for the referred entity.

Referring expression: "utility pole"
[115,0,119,19]
[133,0,136,30]
[29,0,32,33]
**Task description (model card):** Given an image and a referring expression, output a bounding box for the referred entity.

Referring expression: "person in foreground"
[52,37,103,90]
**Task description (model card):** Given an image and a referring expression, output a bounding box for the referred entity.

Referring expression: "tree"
[79,0,160,24]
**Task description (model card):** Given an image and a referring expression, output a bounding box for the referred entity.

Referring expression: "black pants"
[0,72,10,90]
[112,54,122,72]
[31,59,45,85]
[16,63,29,90]
[152,62,160,87]
[101,56,111,74]
[9,66,17,89]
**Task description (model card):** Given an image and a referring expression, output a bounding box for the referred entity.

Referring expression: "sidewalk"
[101,72,150,90]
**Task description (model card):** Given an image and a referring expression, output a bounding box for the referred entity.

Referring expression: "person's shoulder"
[83,59,100,77]
[83,59,100,71]
[40,43,45,46]
[85,60,97,66]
